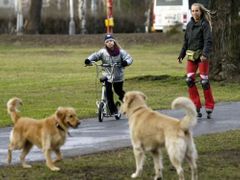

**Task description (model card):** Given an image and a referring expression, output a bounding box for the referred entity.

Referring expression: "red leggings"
[186,60,214,110]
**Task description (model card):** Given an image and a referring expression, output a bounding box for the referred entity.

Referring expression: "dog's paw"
[22,164,32,168]
[50,166,60,171]
[154,171,163,180]
[154,176,163,180]
[131,173,139,178]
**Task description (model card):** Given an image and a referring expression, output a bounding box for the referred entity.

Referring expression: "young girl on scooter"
[85,34,133,115]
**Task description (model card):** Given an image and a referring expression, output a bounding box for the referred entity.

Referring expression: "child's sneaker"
[114,110,121,120]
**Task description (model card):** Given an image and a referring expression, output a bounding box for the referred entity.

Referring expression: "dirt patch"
[0,33,183,46]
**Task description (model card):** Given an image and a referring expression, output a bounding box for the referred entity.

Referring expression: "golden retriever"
[7,97,80,171]
[121,91,198,180]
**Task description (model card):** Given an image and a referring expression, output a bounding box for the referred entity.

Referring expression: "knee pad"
[186,77,195,88]
[201,79,210,90]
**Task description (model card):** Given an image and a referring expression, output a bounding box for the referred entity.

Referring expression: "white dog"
[121,91,198,180]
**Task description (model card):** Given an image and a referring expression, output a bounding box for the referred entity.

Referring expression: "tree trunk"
[78,0,87,34]
[209,0,240,82]
[24,0,43,34]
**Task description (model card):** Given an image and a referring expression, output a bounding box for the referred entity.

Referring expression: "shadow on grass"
[126,74,184,82]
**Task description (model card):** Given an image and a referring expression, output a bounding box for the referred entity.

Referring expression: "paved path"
[1,102,240,166]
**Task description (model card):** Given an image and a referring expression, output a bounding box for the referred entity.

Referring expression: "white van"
[151,0,191,32]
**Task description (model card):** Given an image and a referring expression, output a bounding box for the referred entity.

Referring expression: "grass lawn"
[0,42,240,127]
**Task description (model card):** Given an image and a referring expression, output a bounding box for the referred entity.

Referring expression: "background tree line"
[24,0,150,34]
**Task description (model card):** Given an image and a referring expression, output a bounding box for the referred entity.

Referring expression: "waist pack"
[186,49,202,61]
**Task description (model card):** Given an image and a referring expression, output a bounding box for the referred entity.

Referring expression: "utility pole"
[69,0,76,35]
[105,0,113,34]
[16,0,23,35]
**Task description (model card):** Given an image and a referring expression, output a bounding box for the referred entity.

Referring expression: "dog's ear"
[123,94,127,103]
[139,92,147,100]
[127,94,135,109]
[56,107,66,120]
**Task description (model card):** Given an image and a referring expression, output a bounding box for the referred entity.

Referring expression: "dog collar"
[56,122,72,137]
[56,122,65,132]
[132,106,144,114]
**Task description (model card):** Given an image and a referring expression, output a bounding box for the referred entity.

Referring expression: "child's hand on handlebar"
[84,59,92,66]
[121,61,128,67]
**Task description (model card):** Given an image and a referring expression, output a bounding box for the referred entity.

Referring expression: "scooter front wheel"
[98,102,104,122]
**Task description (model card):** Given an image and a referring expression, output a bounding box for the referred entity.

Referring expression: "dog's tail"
[7,97,22,124]
[171,97,197,130]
